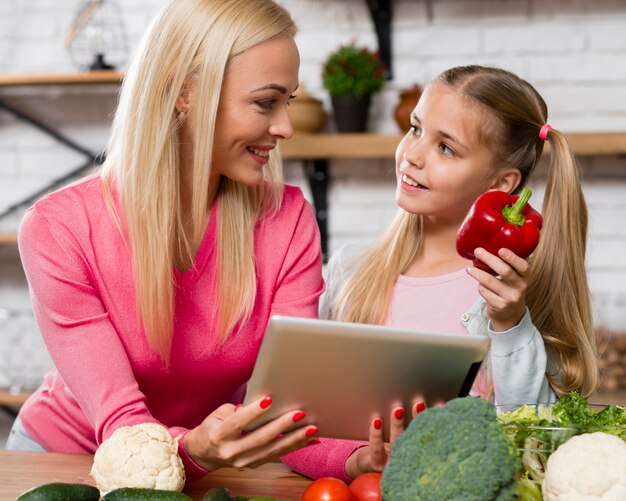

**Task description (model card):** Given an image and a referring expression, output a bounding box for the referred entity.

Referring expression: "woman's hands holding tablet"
[345,399,428,479]
[182,395,320,471]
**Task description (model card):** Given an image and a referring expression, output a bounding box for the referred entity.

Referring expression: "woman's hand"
[345,400,427,479]
[182,396,318,471]
[468,247,530,332]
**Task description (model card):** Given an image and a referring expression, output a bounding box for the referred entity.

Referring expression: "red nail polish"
[394,408,405,420]
[259,396,272,409]
[293,411,306,423]
[415,401,426,414]
[373,418,382,430]
[308,439,321,446]
[305,426,319,437]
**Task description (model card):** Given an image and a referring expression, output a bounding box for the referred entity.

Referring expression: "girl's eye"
[440,143,456,158]
[256,99,277,110]
[408,124,421,136]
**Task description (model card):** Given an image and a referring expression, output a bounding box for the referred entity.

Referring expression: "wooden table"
[0,450,312,500]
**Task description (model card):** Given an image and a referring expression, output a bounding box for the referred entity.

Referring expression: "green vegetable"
[497,391,626,488]
[16,482,100,501]
[203,487,238,501]
[381,397,522,501]
[102,487,192,500]
[202,488,284,501]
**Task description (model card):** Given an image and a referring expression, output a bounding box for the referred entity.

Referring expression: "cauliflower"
[542,432,626,500]
[90,423,185,493]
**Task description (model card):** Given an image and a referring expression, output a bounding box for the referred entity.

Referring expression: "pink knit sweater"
[17,175,358,482]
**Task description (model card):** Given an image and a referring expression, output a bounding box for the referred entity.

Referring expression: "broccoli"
[381,397,522,501]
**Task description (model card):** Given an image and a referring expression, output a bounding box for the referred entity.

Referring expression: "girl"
[313,65,598,478]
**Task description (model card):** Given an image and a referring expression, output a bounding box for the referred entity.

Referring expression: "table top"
[0,450,312,500]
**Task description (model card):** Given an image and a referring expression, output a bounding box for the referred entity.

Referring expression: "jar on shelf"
[287,86,327,134]
[394,84,422,133]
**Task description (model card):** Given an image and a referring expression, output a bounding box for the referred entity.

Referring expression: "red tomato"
[348,472,382,501]
[302,477,356,501]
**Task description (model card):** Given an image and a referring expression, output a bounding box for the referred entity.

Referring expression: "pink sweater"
[17,175,359,481]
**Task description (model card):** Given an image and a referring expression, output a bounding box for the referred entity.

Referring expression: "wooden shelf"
[0,388,31,408]
[0,234,17,245]
[281,132,626,160]
[0,71,124,87]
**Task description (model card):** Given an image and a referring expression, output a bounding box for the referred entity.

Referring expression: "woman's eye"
[256,99,277,110]
[440,143,456,158]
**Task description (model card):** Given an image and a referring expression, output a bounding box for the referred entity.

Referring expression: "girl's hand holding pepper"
[467,246,530,332]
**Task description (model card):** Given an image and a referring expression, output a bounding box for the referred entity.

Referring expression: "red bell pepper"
[456,187,543,274]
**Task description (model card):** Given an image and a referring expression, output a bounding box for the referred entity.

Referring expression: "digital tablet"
[243,315,490,440]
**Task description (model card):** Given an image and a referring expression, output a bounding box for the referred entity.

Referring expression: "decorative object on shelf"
[322,43,386,132]
[287,86,327,134]
[394,84,422,133]
[64,0,128,71]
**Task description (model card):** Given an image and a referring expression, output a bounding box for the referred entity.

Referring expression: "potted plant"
[322,43,386,132]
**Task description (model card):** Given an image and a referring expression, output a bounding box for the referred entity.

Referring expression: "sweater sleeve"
[281,438,366,484]
[18,205,194,458]
[270,192,324,319]
[488,309,557,410]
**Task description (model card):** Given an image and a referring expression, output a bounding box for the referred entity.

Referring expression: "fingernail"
[475,248,483,256]
[373,418,382,430]
[305,426,319,437]
[415,401,426,414]
[394,408,404,420]
[292,411,306,423]
[308,439,321,446]
[234,404,242,412]
[259,396,272,409]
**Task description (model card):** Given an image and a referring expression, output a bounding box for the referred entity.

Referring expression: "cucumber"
[102,488,192,500]
[203,487,236,501]
[202,488,286,501]
[16,482,100,501]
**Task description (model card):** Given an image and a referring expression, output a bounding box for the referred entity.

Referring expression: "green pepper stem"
[502,187,532,226]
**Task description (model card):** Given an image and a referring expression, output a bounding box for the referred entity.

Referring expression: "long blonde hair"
[101,0,297,359]
[334,65,598,397]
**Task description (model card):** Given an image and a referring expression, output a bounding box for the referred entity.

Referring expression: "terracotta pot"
[394,84,422,133]
[287,86,327,134]
[331,94,371,133]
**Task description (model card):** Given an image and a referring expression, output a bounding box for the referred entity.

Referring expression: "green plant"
[321,43,386,98]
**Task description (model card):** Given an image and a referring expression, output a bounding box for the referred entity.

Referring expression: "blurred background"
[1,0,626,445]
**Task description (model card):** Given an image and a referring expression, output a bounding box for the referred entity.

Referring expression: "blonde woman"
[311,65,598,479]
[9,0,326,481]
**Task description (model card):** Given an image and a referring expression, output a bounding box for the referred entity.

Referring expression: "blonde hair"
[101,0,297,359]
[334,65,598,397]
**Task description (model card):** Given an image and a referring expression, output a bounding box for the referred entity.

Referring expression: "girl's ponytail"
[526,128,598,396]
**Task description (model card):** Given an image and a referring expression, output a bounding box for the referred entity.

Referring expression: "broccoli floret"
[381,397,522,501]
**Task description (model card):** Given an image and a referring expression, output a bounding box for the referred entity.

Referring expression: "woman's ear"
[175,79,194,114]
[489,168,522,194]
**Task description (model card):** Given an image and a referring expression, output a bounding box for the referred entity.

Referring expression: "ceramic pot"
[331,94,371,133]
[394,84,422,133]
[287,86,327,134]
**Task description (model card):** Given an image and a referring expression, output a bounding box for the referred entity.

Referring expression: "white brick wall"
[1,0,626,331]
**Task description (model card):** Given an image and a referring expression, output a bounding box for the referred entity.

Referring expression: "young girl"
[309,64,599,478]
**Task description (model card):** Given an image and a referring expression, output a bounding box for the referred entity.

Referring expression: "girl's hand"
[468,247,530,332]
[345,400,427,479]
[182,396,318,471]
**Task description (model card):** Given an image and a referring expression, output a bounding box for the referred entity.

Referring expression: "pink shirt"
[17,175,325,480]
[384,269,478,333]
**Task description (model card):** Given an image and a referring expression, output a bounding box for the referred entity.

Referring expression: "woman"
[8,0,324,482]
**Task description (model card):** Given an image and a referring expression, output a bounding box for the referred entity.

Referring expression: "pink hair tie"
[539,123,552,141]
